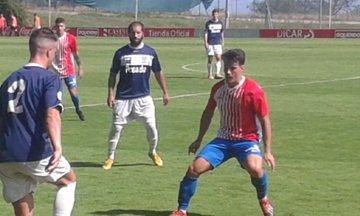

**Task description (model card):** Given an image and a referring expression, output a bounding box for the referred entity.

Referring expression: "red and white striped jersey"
[53,32,78,77]
[206,77,269,141]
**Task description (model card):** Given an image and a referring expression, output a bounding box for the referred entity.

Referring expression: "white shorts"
[0,156,71,203]
[113,95,155,125]
[207,44,223,56]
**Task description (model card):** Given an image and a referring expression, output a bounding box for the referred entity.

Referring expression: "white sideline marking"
[66,76,360,109]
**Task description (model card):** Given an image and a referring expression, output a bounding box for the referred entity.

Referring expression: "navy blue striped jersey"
[110,43,162,100]
[0,64,63,162]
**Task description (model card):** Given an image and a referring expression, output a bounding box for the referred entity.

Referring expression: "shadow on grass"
[91,209,213,216]
[70,162,153,168]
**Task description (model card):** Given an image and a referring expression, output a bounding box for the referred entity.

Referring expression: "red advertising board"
[260,29,335,38]
[99,28,128,37]
[335,30,360,38]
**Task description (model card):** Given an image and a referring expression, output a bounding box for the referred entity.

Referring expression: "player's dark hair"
[222,49,246,65]
[55,17,66,25]
[128,21,144,34]
[29,28,58,57]
[212,9,219,14]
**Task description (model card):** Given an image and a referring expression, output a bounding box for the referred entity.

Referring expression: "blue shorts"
[63,75,77,89]
[197,138,262,169]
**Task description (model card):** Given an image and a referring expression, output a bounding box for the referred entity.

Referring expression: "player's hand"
[264,152,276,171]
[46,150,62,173]
[188,139,201,155]
[205,43,209,50]
[107,95,115,108]
[77,66,84,79]
[163,93,170,106]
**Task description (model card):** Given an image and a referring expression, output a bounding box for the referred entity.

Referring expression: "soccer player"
[33,13,41,29]
[9,13,18,36]
[0,28,76,216]
[204,8,224,80]
[0,14,6,36]
[52,17,85,121]
[102,21,170,170]
[169,49,276,216]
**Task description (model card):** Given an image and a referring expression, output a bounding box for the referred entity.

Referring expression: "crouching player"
[169,49,276,216]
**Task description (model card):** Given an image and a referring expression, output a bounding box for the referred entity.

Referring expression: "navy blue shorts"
[197,138,262,169]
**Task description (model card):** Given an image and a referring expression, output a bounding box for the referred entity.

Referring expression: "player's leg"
[171,138,230,216]
[65,76,85,121]
[12,194,35,216]
[206,45,215,79]
[135,96,162,166]
[53,170,77,216]
[103,99,130,169]
[0,163,36,216]
[23,155,76,216]
[214,45,223,79]
[233,141,274,216]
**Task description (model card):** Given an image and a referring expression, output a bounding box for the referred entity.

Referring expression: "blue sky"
[191,0,253,14]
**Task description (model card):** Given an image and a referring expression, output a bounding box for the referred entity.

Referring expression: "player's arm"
[204,22,209,49]
[221,31,225,47]
[73,49,83,79]
[258,114,275,170]
[71,36,83,79]
[107,72,117,108]
[45,107,62,172]
[189,91,216,154]
[154,71,170,106]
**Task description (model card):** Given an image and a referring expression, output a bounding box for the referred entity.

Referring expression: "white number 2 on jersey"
[7,79,25,114]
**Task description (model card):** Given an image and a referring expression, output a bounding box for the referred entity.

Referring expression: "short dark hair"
[127,21,144,34]
[222,49,246,65]
[29,28,58,57]
[55,17,66,25]
[212,9,219,14]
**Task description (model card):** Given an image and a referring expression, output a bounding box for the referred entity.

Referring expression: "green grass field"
[0,37,359,216]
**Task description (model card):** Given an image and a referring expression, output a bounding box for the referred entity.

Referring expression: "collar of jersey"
[25,62,46,69]
[58,32,67,39]
[225,75,246,90]
[128,42,144,49]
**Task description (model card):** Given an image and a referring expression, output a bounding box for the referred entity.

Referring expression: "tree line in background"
[0,0,25,25]
[250,0,360,16]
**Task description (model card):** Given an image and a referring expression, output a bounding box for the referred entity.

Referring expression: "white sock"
[53,181,76,216]
[108,123,123,160]
[207,63,212,76]
[144,121,158,154]
[215,61,221,75]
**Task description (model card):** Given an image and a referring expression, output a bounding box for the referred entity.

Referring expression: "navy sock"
[251,172,268,200]
[178,175,198,211]
[71,94,81,111]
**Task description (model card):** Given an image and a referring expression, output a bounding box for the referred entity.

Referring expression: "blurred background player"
[103,21,170,170]
[9,13,18,36]
[0,14,6,36]
[0,28,76,216]
[204,8,224,80]
[169,49,275,216]
[52,17,85,121]
[33,13,41,29]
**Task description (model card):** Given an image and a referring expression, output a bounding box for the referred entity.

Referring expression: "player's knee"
[187,159,211,178]
[246,162,263,178]
[186,165,201,178]
[56,170,76,187]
